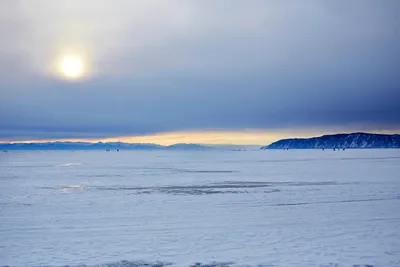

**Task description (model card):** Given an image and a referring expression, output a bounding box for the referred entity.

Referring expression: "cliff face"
[261,133,400,149]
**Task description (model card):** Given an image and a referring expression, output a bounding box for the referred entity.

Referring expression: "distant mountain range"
[261,133,400,149]
[0,142,259,151]
[0,142,213,151]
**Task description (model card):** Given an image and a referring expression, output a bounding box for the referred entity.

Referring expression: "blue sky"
[0,0,399,143]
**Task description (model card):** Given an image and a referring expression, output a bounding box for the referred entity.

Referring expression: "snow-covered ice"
[0,150,399,267]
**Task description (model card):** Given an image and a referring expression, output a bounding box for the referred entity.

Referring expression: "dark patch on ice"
[91,261,171,267]
[0,174,20,179]
[93,182,281,196]
[126,187,280,196]
[158,189,242,195]
[37,186,57,189]
[37,180,356,196]
[78,174,124,178]
[319,265,375,267]
[214,181,359,187]
[35,261,173,267]
[135,167,238,174]
[0,202,33,207]
[4,164,55,168]
[37,183,281,195]
[319,264,374,267]
[186,170,237,173]
[273,197,399,206]
[189,262,235,267]
[95,261,172,267]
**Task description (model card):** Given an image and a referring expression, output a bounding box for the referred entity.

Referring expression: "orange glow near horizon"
[1,129,398,146]
[0,130,308,146]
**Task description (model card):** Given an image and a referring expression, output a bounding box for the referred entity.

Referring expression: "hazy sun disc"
[58,55,85,80]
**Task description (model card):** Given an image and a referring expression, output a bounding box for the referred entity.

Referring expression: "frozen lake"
[1,150,399,267]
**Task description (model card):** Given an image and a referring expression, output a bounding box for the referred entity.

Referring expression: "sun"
[57,55,86,80]
[62,56,83,78]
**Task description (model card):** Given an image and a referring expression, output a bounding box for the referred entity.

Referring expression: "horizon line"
[0,140,262,146]
[1,129,399,146]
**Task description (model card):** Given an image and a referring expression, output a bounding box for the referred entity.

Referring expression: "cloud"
[1,0,399,140]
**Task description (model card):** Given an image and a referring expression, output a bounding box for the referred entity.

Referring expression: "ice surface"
[0,150,399,267]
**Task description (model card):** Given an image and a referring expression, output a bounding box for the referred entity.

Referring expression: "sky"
[0,0,399,145]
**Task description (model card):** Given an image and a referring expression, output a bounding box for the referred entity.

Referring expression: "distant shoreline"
[0,143,261,151]
[1,132,399,151]
[261,132,400,150]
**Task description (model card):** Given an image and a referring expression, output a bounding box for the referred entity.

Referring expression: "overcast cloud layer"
[1,0,399,140]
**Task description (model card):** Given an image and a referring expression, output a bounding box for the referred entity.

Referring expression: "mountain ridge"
[0,141,212,151]
[261,132,400,149]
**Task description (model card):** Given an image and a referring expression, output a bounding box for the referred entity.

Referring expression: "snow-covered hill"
[261,132,400,149]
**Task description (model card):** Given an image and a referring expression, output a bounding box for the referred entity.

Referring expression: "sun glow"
[62,56,83,77]
[0,130,311,146]
[55,54,87,80]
